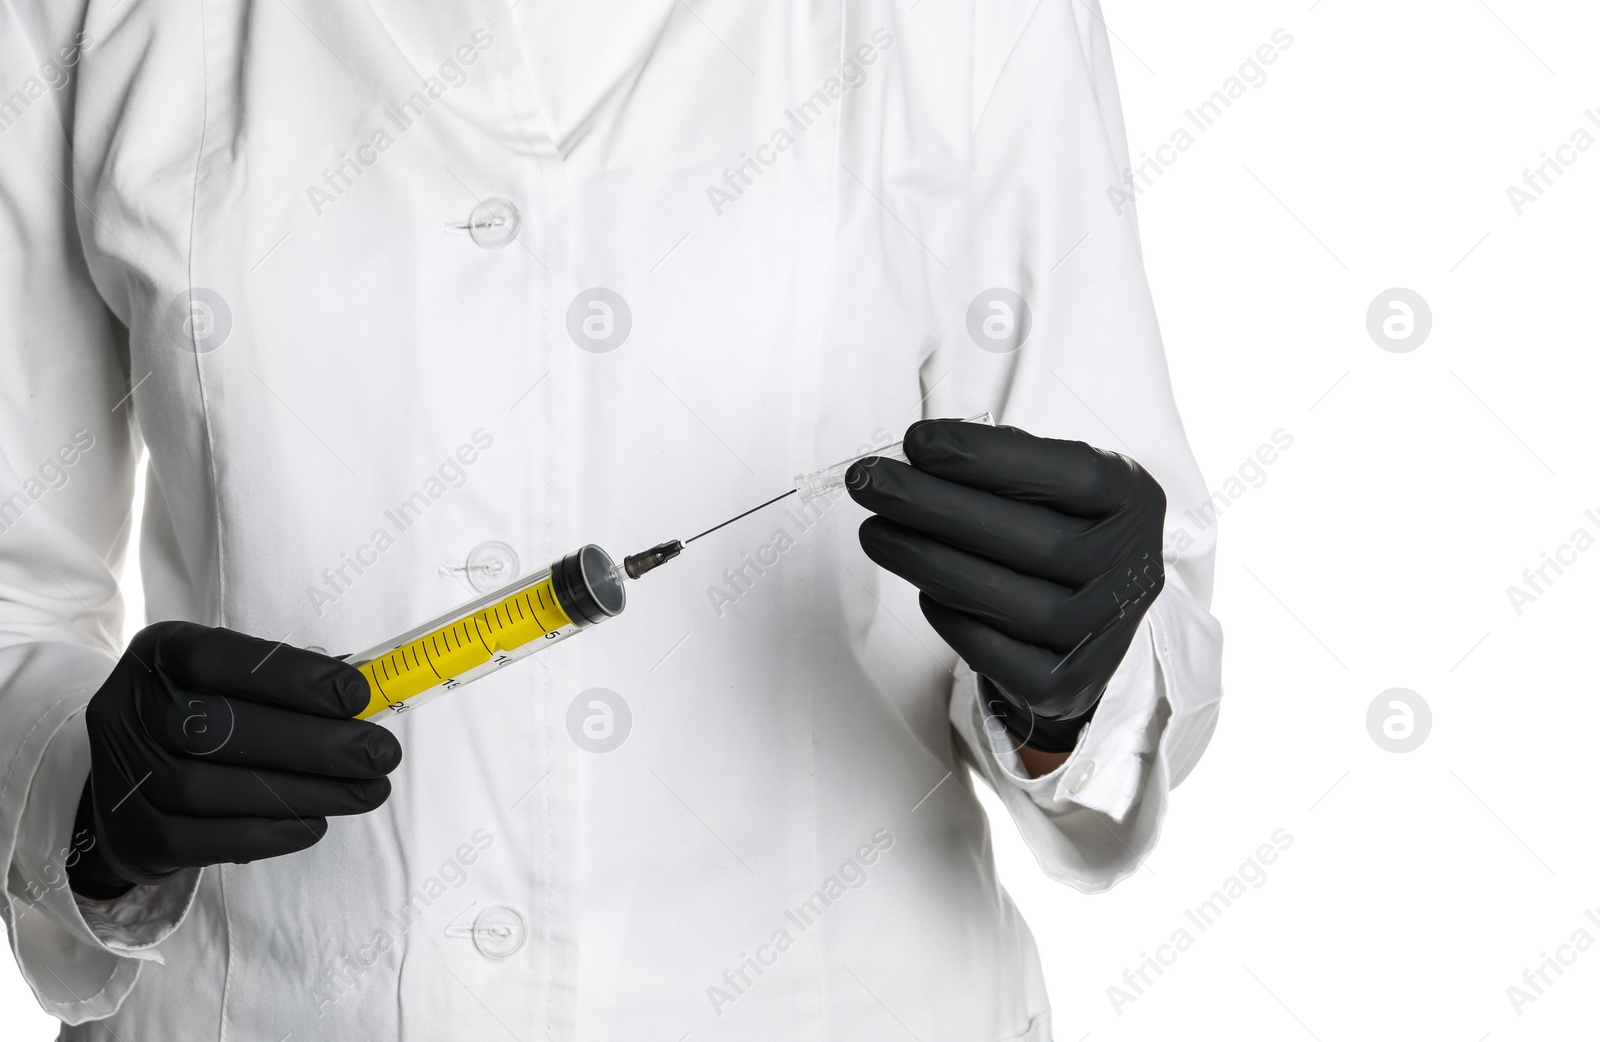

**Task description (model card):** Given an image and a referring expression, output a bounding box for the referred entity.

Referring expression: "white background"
[5,0,1598,1038]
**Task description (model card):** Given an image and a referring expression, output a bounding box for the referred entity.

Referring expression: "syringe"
[347,545,624,719]
[620,411,994,580]
[342,414,993,719]
[792,411,993,502]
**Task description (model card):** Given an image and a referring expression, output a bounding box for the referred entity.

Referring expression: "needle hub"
[622,540,683,580]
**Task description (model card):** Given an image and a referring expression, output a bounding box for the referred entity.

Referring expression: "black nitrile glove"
[68,621,400,899]
[847,420,1166,754]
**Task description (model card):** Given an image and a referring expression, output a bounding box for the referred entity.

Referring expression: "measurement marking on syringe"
[418,640,443,679]
[350,568,589,720]
[369,662,392,703]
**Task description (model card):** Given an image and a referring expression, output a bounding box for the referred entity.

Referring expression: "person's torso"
[63,1,1052,1038]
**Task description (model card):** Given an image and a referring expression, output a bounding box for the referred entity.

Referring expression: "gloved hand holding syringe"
[68,415,998,897]
[70,408,1172,897]
[346,413,994,719]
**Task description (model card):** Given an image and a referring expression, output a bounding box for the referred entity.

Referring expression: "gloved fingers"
[902,419,1147,518]
[974,674,1089,754]
[139,688,402,778]
[1104,551,1167,622]
[148,810,329,870]
[848,457,1123,586]
[918,594,1125,720]
[91,783,328,880]
[140,760,392,819]
[859,517,1111,652]
[134,621,371,717]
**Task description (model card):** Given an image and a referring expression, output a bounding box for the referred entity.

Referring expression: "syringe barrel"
[794,412,994,501]
[347,544,625,720]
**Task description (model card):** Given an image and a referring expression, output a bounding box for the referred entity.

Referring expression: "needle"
[621,488,796,580]
[683,488,795,545]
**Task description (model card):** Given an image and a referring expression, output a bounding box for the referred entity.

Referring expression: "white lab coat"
[0,1,1223,1038]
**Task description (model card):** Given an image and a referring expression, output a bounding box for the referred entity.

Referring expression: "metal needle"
[622,489,797,580]
[683,488,796,545]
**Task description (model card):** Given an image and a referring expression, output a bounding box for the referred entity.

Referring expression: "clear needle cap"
[793,412,993,501]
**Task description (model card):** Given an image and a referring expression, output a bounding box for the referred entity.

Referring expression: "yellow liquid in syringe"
[346,544,626,719]
[353,574,575,718]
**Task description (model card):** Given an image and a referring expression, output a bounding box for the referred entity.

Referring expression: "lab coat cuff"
[1144,579,1226,790]
[949,582,1221,892]
[950,657,1161,893]
[1,643,199,1023]
[980,616,1161,823]
[31,711,203,955]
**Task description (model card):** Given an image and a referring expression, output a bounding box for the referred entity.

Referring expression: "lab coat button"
[1068,760,1095,795]
[466,541,520,592]
[471,905,526,959]
[455,197,521,249]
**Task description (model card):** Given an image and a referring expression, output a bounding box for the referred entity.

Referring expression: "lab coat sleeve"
[947,583,1222,892]
[0,3,201,1023]
[927,0,1224,891]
